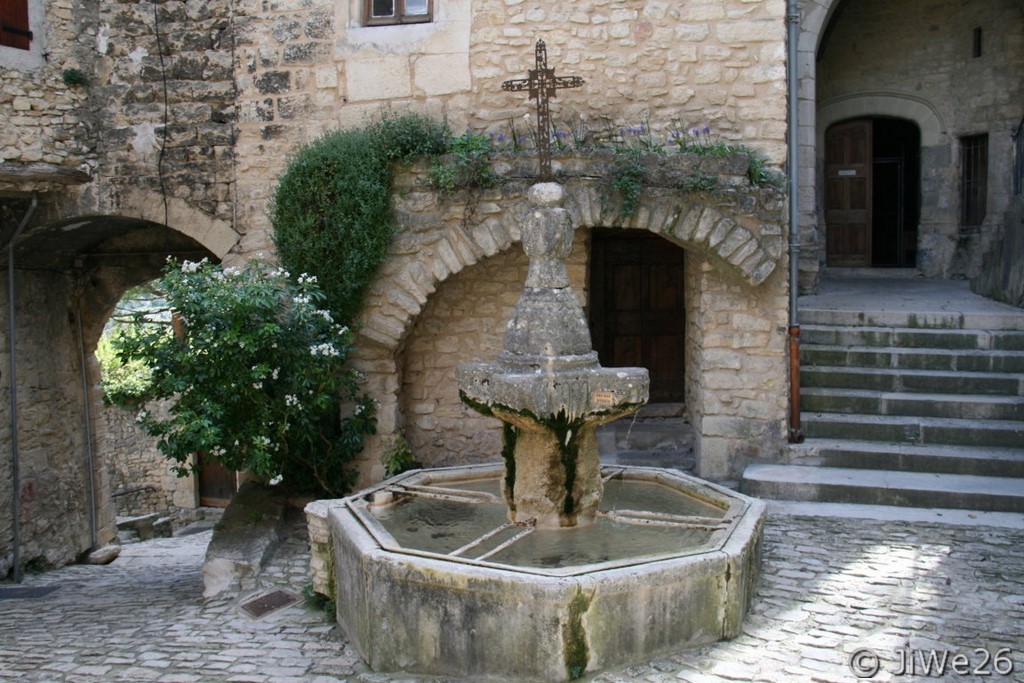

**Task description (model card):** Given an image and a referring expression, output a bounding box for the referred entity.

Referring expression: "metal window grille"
[960,134,988,226]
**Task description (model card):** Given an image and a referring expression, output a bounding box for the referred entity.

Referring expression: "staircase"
[598,403,696,473]
[741,281,1024,512]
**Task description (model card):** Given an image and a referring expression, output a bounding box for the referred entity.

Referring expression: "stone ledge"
[202,481,287,598]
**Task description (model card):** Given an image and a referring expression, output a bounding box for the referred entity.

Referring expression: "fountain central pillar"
[458,182,649,528]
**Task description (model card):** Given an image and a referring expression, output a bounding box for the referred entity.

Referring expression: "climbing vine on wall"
[271,112,450,326]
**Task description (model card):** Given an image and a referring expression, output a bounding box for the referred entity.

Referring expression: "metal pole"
[7,191,38,582]
[76,301,98,551]
[787,0,804,443]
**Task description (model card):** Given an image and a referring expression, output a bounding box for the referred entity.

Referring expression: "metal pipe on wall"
[787,0,804,443]
[6,191,38,583]
[76,300,99,551]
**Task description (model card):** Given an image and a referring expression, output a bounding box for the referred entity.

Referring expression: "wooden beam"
[0,162,91,185]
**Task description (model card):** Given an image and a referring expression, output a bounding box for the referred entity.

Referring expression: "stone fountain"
[457,182,647,529]
[320,181,766,681]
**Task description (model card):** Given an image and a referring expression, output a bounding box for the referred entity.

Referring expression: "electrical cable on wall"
[152,2,171,246]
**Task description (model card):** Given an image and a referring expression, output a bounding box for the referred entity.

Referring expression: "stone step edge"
[801,365,1024,382]
[799,310,1024,331]
[802,412,1024,430]
[802,387,1024,406]
[801,326,1024,351]
[786,439,1024,477]
[788,438,1024,462]
[740,464,1024,499]
[802,344,1024,358]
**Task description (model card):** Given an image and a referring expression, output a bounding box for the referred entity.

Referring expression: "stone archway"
[1,197,239,577]
[348,158,788,484]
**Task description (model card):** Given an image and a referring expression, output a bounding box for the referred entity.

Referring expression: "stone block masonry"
[352,155,788,484]
[231,0,788,272]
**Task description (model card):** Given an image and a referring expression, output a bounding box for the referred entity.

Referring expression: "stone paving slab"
[1,507,1022,682]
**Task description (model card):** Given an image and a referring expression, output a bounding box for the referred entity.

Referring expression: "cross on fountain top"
[502,39,584,182]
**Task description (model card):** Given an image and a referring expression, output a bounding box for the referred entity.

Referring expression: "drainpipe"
[6,191,38,583]
[76,299,98,552]
[787,0,804,443]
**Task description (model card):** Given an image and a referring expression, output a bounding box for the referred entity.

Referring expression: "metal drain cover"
[0,586,60,600]
[239,589,301,619]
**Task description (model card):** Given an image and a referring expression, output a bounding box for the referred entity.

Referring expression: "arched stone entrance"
[1,193,238,576]
[800,0,1022,284]
[349,159,789,484]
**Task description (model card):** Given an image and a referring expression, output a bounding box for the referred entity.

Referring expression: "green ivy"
[271,112,449,327]
[428,130,498,195]
[602,148,647,221]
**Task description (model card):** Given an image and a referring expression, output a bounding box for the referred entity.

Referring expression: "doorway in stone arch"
[588,229,686,404]
[825,117,921,268]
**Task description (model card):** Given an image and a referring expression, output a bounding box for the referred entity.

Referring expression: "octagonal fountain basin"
[328,463,765,681]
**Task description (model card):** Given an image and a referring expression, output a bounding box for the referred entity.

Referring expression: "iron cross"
[502,40,584,182]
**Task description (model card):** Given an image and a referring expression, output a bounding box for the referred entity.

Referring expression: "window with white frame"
[365,0,432,25]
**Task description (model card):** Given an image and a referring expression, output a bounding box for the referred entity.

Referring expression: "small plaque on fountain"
[592,390,616,407]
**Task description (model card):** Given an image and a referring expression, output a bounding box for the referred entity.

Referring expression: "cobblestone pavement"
[1,507,1022,682]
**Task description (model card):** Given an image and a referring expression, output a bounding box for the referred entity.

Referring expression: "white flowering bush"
[110,258,375,496]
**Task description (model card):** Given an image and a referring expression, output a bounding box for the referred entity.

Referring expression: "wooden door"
[825,120,873,266]
[197,452,238,507]
[589,230,685,403]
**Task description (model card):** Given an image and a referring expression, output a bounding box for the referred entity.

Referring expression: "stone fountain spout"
[457,182,649,528]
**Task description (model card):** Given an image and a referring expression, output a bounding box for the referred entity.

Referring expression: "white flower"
[180,259,201,273]
[252,381,263,390]
[294,294,311,305]
[309,343,339,357]
[269,474,283,486]
[271,368,280,380]
[315,309,332,322]
[298,273,317,285]
[135,409,148,423]
[285,394,300,407]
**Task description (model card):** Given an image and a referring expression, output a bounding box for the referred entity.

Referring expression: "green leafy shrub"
[603,148,647,219]
[271,112,449,326]
[381,436,417,478]
[110,258,375,497]
[429,130,498,195]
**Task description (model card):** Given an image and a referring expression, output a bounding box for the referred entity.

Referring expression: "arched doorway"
[825,117,920,268]
[588,229,686,404]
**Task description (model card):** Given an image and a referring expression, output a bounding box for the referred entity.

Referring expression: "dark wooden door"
[589,230,685,403]
[825,120,873,266]
[197,452,238,507]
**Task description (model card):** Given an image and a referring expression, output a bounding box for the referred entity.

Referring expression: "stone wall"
[400,240,588,468]
[814,0,1024,279]
[973,197,1024,309]
[0,271,115,576]
[0,0,96,185]
[230,0,789,265]
[101,402,196,519]
[352,154,787,482]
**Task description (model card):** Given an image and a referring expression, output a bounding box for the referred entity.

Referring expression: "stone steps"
[801,324,1024,350]
[597,413,694,473]
[802,345,1024,373]
[801,412,1024,448]
[802,366,1024,396]
[801,388,1024,421]
[741,288,1024,512]
[741,464,1024,512]
[787,439,1024,478]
